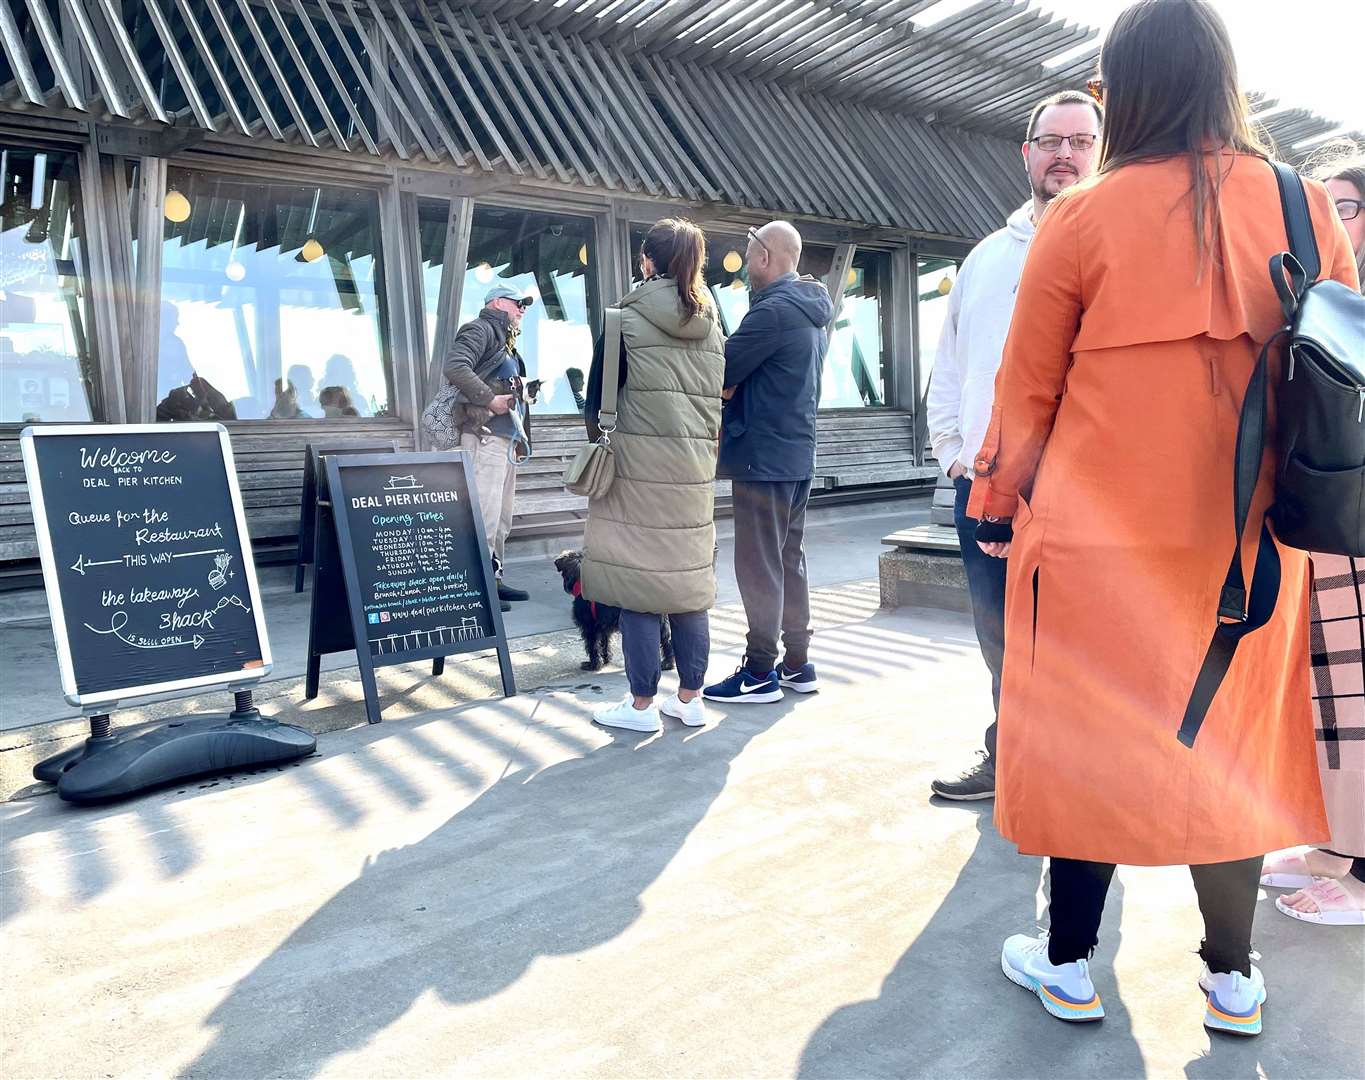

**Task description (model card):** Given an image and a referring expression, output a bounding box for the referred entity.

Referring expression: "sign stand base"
[33,690,316,804]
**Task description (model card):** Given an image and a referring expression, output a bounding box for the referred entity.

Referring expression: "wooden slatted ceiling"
[0,0,1354,237]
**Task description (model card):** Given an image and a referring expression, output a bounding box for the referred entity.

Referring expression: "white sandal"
[1275,878,1365,926]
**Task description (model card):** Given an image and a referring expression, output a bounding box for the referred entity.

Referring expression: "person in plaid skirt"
[1261,147,1365,926]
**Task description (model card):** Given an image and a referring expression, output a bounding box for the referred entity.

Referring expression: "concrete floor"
[3,580,1361,1079]
[0,495,928,732]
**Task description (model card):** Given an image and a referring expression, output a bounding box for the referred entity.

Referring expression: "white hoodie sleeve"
[925,264,968,475]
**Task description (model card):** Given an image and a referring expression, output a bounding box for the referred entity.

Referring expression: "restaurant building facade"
[0,0,1347,568]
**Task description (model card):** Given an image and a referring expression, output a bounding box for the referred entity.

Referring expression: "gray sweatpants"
[731,479,813,674]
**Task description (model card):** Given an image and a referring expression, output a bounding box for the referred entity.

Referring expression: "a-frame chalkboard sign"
[305,451,515,724]
[293,440,400,592]
[21,424,314,803]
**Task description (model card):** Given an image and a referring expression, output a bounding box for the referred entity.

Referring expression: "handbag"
[564,307,621,498]
[1178,160,1365,748]
[420,379,461,451]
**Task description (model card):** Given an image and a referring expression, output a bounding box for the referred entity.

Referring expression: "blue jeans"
[953,475,1006,761]
[621,609,710,698]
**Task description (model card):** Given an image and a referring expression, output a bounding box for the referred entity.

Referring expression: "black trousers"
[731,479,813,675]
[1047,855,1262,975]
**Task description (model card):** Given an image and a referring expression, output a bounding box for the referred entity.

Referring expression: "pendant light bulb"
[937,275,953,295]
[163,188,191,223]
[723,250,742,273]
[578,244,589,266]
[225,260,246,282]
[301,237,325,263]
[474,261,494,284]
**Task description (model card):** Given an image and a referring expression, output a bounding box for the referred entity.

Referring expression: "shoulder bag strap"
[597,307,622,435]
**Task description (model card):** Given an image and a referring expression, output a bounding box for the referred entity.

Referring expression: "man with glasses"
[444,283,535,612]
[926,90,1101,800]
[703,221,833,705]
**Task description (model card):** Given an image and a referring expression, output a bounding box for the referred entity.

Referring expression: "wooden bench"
[1,411,938,566]
[0,422,416,565]
[814,411,940,490]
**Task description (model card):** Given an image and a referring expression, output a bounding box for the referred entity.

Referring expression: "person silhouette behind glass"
[285,363,320,418]
[322,353,369,416]
[156,301,195,401]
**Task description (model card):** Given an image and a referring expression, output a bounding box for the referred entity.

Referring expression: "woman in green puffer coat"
[582,218,726,734]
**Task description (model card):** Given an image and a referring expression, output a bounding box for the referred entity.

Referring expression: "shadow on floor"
[797,804,1145,1079]
[178,696,791,1079]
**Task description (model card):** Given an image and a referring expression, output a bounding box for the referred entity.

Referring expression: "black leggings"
[1047,855,1262,976]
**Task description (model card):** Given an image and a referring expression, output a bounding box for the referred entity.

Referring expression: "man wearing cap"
[443,284,535,610]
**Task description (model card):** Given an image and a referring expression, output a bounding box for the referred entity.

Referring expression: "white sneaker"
[660,693,707,727]
[592,695,661,733]
[1199,964,1265,1036]
[1000,932,1104,1022]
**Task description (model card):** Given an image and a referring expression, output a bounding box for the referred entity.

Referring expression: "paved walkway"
[0,497,926,731]
[3,582,1362,1079]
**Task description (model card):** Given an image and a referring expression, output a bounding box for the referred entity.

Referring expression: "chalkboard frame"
[325,451,515,722]
[20,423,274,708]
[293,439,401,592]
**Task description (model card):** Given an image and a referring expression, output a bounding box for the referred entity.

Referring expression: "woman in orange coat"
[968,0,1359,1036]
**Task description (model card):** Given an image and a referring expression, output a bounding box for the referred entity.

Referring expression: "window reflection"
[461,206,599,416]
[824,250,891,408]
[916,256,960,397]
[417,198,449,365]
[156,169,391,422]
[1,147,99,423]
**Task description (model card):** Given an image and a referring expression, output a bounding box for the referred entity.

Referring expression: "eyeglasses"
[1028,133,1098,152]
[746,226,770,258]
[1085,78,1105,104]
[1335,198,1363,222]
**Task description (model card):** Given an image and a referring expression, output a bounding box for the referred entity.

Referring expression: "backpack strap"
[1271,160,1321,283]
[1177,159,1315,747]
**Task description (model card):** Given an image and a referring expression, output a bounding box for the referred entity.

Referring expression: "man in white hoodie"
[927,90,1102,801]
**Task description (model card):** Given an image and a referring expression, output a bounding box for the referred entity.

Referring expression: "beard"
[1030,163,1081,203]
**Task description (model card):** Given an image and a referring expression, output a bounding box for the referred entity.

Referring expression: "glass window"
[916,256,960,398]
[417,198,450,366]
[1,146,100,423]
[824,250,892,408]
[460,206,599,417]
[628,224,753,335]
[623,225,891,409]
[156,168,392,422]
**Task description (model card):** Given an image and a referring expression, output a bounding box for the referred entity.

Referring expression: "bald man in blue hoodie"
[704,221,833,705]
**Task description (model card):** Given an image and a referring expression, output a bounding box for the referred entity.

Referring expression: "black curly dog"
[553,550,674,673]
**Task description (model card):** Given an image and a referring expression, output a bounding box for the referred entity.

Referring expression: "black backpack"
[1179,160,1365,748]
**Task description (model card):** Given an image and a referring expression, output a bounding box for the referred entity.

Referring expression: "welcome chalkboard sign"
[21,424,272,706]
[320,452,514,723]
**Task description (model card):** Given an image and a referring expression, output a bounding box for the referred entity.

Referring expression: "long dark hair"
[641,218,710,322]
[1098,0,1269,269]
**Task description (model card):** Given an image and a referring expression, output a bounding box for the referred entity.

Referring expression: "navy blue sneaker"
[702,666,783,704]
[778,661,819,693]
